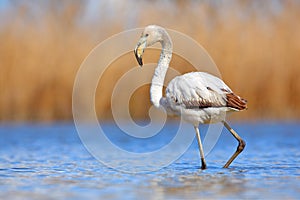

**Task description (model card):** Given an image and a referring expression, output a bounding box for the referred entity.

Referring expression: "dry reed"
[1,1,299,121]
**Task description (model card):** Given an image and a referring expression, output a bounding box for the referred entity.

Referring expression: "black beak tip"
[134,49,143,67]
[137,57,143,67]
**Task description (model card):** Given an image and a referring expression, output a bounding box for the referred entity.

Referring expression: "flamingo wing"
[166,72,247,110]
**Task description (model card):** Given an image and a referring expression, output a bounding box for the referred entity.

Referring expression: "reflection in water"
[0,123,299,199]
[147,169,247,199]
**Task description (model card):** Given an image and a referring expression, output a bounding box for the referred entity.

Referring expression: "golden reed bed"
[1,1,299,121]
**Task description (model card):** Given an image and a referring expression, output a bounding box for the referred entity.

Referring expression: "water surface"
[0,122,299,199]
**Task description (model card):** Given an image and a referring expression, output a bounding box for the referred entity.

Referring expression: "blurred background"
[1,0,299,122]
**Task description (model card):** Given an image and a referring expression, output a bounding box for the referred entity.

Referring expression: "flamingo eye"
[145,33,149,37]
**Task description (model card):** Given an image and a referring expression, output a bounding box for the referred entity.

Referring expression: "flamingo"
[134,25,247,169]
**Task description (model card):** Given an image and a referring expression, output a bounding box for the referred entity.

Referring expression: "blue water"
[0,122,299,199]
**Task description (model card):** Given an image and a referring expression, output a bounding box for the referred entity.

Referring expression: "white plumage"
[134,25,247,169]
[164,72,233,124]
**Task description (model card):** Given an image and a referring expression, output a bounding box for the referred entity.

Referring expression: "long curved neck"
[150,30,172,108]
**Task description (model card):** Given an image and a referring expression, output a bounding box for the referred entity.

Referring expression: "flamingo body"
[134,25,247,169]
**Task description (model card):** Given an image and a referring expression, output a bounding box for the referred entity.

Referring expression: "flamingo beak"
[134,37,147,67]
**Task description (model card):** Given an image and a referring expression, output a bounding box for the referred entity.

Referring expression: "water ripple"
[0,122,299,199]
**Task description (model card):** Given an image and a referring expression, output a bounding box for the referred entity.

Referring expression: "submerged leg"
[194,126,207,170]
[222,121,246,168]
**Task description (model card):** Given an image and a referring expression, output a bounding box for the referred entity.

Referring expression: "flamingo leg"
[222,121,246,168]
[194,126,207,170]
